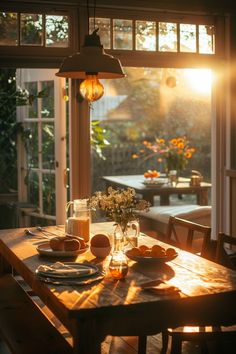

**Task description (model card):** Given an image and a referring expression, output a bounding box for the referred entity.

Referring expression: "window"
[89,16,215,54]
[0,12,69,48]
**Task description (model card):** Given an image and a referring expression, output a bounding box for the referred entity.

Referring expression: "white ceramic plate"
[125,251,178,263]
[35,262,98,279]
[36,242,89,258]
[142,178,167,187]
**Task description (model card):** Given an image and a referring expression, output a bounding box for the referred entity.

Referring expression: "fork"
[36,226,65,238]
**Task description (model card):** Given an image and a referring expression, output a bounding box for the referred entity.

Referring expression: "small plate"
[35,262,98,279]
[142,178,167,187]
[36,242,89,258]
[125,251,178,263]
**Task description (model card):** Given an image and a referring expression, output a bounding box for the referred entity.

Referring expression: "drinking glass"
[109,251,128,280]
[169,170,178,187]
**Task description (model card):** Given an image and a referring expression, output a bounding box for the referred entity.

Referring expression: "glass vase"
[113,220,140,251]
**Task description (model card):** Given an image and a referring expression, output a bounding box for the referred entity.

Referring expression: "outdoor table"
[1,222,236,354]
[102,175,211,206]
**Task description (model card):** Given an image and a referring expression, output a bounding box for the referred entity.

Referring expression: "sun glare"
[184,69,212,94]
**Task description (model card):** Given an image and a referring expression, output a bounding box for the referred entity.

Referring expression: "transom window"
[89,17,215,54]
[0,12,69,47]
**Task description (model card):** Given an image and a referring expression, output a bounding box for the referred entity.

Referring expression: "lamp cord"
[93,0,96,30]
[86,0,90,33]
[86,0,96,33]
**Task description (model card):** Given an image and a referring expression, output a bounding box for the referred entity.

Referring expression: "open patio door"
[17,68,67,225]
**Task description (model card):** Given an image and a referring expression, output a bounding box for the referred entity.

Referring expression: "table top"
[102,175,211,192]
[0,223,236,352]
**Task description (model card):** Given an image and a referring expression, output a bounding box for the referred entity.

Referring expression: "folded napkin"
[140,279,180,295]
[36,262,94,277]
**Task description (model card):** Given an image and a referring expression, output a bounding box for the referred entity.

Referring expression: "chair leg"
[138,335,147,354]
[200,340,209,354]
[161,330,169,354]
[170,335,182,354]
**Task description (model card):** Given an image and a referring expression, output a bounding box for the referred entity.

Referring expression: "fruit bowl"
[125,250,178,263]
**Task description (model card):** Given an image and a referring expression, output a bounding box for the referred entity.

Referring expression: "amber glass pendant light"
[56,0,125,103]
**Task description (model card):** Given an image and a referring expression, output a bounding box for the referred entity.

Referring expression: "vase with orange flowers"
[133,137,195,177]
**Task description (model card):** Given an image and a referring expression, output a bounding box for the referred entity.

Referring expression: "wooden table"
[102,175,211,206]
[1,223,236,354]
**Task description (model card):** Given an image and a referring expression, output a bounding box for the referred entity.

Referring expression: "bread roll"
[64,238,81,251]
[49,236,81,251]
[49,237,65,251]
[65,234,86,249]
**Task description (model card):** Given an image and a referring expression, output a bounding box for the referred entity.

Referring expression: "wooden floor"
[0,288,235,354]
[1,303,234,354]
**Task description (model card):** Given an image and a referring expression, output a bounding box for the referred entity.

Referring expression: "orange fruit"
[166,247,177,257]
[143,249,152,257]
[90,234,110,248]
[128,247,142,257]
[139,245,149,254]
[151,245,164,253]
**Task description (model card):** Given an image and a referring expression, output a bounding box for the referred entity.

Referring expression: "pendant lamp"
[56,28,125,102]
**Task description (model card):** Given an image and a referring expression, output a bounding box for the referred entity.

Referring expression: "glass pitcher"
[65,199,90,242]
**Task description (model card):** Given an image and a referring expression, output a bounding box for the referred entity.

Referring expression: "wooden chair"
[166,215,213,258]
[161,229,236,354]
[216,232,236,269]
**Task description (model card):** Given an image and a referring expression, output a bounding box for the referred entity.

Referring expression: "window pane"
[20,13,43,45]
[113,19,132,50]
[41,80,54,118]
[89,17,110,49]
[199,25,215,54]
[42,173,55,215]
[25,82,38,118]
[158,22,177,52]
[25,122,38,168]
[42,123,55,170]
[45,15,69,47]
[91,68,212,200]
[135,21,156,51]
[28,170,39,206]
[180,23,197,52]
[0,12,18,45]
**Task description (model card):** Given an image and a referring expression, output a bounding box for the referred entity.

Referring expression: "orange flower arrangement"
[133,137,195,173]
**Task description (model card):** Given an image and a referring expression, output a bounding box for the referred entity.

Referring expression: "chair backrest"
[166,216,212,257]
[216,232,236,269]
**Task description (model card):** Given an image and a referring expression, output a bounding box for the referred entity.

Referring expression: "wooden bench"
[0,274,72,354]
[139,204,211,247]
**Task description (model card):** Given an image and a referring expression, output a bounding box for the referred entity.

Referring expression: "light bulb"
[79,74,104,102]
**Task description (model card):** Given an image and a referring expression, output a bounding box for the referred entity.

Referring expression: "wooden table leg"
[72,318,102,354]
[197,189,208,205]
[160,195,170,206]
[0,254,12,275]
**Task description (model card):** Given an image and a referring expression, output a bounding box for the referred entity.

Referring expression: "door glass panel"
[25,122,38,168]
[25,82,38,118]
[42,173,55,215]
[89,17,111,49]
[158,22,177,52]
[0,12,18,45]
[113,19,132,50]
[180,24,197,52]
[45,15,69,48]
[41,80,54,118]
[91,67,212,208]
[199,25,215,54]
[42,123,55,169]
[27,170,39,206]
[20,13,43,45]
